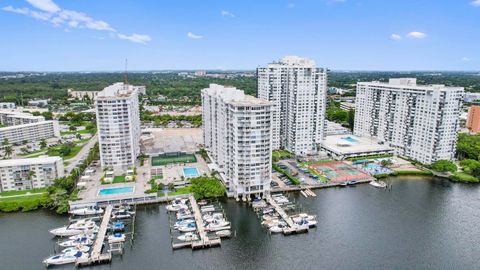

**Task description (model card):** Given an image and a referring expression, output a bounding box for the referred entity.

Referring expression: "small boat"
[108,222,125,232]
[178,223,196,232]
[216,230,231,238]
[69,206,103,216]
[58,236,93,247]
[205,219,230,230]
[262,208,274,215]
[174,219,195,229]
[340,182,348,187]
[62,245,90,253]
[166,203,188,212]
[177,232,199,242]
[269,223,287,233]
[292,213,316,223]
[43,250,88,267]
[197,200,208,206]
[347,180,358,185]
[296,218,317,228]
[200,206,215,213]
[176,210,193,219]
[49,220,97,237]
[108,232,126,243]
[112,209,134,219]
[369,180,387,188]
[203,213,223,223]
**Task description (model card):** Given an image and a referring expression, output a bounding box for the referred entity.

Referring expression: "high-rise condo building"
[257,56,327,155]
[202,84,273,200]
[95,82,141,173]
[354,78,464,164]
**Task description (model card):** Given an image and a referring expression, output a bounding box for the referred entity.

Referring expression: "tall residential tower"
[257,56,327,155]
[354,78,464,164]
[95,82,141,173]
[202,84,273,200]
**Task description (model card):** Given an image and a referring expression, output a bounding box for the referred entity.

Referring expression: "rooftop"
[203,84,271,106]
[321,135,393,156]
[0,156,62,167]
[96,82,138,99]
[359,78,464,91]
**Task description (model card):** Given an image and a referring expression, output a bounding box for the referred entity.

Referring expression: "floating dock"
[171,195,222,250]
[76,205,113,267]
[265,196,309,235]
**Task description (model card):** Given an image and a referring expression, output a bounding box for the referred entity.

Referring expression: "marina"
[3,177,480,269]
[167,195,231,250]
[43,204,137,268]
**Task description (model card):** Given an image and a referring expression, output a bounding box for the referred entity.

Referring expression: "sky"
[0,0,479,71]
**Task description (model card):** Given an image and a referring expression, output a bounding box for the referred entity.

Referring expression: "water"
[341,136,358,143]
[183,167,200,178]
[1,176,480,269]
[98,187,134,196]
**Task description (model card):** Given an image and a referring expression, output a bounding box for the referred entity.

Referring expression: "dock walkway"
[76,205,113,267]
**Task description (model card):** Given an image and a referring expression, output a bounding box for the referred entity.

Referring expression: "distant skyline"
[0,0,479,71]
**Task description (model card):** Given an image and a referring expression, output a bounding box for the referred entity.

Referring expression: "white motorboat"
[203,213,223,223]
[166,203,188,212]
[292,213,316,223]
[108,233,126,243]
[205,219,230,231]
[69,206,103,216]
[49,220,97,237]
[43,250,88,267]
[216,230,231,238]
[295,218,317,228]
[62,245,90,253]
[200,206,215,213]
[369,180,387,188]
[269,223,287,233]
[178,223,196,232]
[174,219,195,229]
[177,232,199,242]
[58,235,93,247]
[176,210,194,219]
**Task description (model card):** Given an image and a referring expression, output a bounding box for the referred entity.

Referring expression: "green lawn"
[61,127,96,136]
[158,186,191,197]
[20,148,47,157]
[272,150,293,161]
[0,193,49,212]
[0,193,46,202]
[47,145,82,160]
[113,175,126,183]
[0,188,48,197]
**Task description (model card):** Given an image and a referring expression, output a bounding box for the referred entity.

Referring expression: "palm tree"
[27,170,36,180]
[4,145,13,157]
[2,138,9,146]
[40,139,47,149]
[76,133,82,140]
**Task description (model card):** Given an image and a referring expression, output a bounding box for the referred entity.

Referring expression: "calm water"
[1,176,480,270]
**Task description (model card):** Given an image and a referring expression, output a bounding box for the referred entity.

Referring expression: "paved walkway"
[66,134,98,173]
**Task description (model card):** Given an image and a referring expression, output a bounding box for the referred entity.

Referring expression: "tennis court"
[151,153,197,166]
[310,161,369,182]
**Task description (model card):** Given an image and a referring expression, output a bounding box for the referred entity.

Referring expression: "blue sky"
[0,0,479,71]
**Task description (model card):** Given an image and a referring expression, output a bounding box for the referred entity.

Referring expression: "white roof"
[0,156,62,167]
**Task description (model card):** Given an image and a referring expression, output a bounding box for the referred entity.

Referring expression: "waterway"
[1,176,480,269]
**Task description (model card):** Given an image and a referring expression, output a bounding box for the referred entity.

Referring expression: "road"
[65,134,98,173]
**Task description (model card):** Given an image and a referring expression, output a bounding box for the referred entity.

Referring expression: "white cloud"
[407,31,426,39]
[26,0,60,13]
[221,10,235,18]
[461,57,471,62]
[471,0,480,7]
[117,33,151,44]
[187,32,203,39]
[2,0,149,43]
[2,6,29,15]
[390,34,402,40]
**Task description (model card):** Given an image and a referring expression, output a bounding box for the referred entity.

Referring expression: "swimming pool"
[183,167,200,178]
[98,186,134,196]
[341,136,358,143]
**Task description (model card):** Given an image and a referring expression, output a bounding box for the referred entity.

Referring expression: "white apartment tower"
[202,84,273,200]
[95,83,141,173]
[354,78,464,164]
[257,56,328,155]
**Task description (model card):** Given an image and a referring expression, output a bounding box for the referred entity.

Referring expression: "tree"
[22,139,28,145]
[40,139,47,149]
[168,182,175,190]
[69,125,77,132]
[76,133,82,140]
[190,176,226,200]
[4,145,13,157]
[27,170,36,180]
[347,109,355,130]
[380,159,393,167]
[431,160,457,173]
[2,138,9,146]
